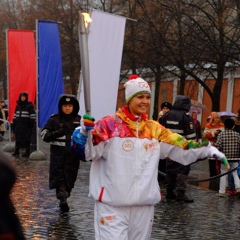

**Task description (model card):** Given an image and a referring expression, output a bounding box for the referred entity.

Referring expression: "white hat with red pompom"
[124,74,151,103]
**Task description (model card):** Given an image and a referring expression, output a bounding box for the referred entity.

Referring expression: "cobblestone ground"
[1,137,240,240]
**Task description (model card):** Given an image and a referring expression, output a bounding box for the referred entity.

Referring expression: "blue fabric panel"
[38,20,64,128]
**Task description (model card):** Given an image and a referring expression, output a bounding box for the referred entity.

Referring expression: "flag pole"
[78,12,93,158]
[2,29,15,152]
[29,19,46,160]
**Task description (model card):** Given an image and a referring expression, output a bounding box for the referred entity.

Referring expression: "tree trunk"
[212,72,224,111]
[178,70,186,95]
[152,70,161,121]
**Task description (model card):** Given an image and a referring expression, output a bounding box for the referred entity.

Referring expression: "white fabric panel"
[79,10,126,121]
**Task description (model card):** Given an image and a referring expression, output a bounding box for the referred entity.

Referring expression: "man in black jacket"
[41,94,82,213]
[161,95,196,203]
[12,92,36,157]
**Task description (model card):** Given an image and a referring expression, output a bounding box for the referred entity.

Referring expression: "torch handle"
[78,12,93,159]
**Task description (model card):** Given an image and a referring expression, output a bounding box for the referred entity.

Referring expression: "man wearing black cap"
[159,102,172,124]
[41,94,82,213]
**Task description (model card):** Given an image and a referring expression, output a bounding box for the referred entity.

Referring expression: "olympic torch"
[78,12,93,157]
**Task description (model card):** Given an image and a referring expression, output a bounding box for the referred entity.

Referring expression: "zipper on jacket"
[135,120,140,202]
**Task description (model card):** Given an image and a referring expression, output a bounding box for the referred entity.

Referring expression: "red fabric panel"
[7,30,36,122]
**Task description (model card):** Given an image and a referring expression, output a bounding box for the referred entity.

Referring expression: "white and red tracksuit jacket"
[85,106,220,207]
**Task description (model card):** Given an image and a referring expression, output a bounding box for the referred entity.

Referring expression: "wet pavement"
[1,134,240,240]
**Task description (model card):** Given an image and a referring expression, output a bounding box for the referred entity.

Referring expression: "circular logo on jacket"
[122,140,134,151]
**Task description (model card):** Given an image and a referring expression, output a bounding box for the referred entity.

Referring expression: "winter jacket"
[160,95,196,140]
[84,105,214,207]
[215,129,240,161]
[160,95,196,174]
[13,93,36,147]
[41,94,81,190]
[203,112,224,144]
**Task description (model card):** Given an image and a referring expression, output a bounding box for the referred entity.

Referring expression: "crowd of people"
[158,101,240,199]
[1,73,240,239]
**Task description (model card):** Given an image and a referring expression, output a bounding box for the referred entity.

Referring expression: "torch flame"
[81,13,92,29]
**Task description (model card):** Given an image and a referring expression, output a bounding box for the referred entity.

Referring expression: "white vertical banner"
[79,10,126,121]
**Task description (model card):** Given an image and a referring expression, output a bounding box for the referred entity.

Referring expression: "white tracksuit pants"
[94,201,154,240]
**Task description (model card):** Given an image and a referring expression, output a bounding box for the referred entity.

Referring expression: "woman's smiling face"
[128,93,151,116]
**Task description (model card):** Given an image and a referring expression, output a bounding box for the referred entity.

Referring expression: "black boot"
[12,146,20,157]
[59,198,69,213]
[176,190,194,203]
[22,148,30,157]
[165,189,177,201]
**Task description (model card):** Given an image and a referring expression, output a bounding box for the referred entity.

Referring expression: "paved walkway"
[1,135,240,240]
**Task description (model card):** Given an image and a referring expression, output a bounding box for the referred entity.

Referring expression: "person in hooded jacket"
[0,151,25,240]
[12,92,36,157]
[41,94,81,213]
[160,95,196,203]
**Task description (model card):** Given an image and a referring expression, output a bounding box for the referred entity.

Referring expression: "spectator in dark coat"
[12,92,36,157]
[161,95,196,203]
[0,152,25,240]
[41,94,82,213]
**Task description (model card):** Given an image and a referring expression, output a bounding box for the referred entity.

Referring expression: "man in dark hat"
[161,102,172,113]
[159,102,172,124]
[41,94,82,213]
